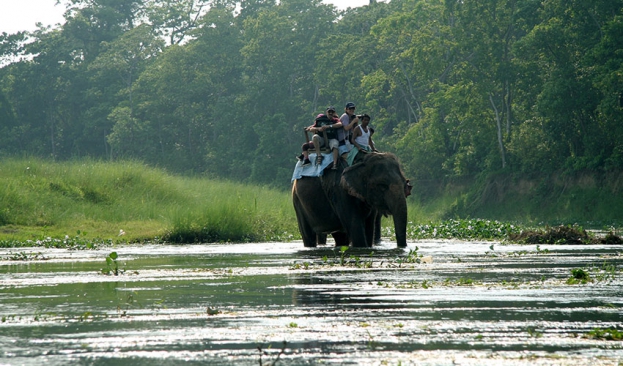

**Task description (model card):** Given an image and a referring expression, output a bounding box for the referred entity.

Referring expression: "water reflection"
[0,241,622,365]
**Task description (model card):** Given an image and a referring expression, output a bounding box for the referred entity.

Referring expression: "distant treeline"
[1,0,622,189]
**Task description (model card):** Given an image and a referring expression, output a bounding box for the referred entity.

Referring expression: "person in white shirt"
[347,114,377,166]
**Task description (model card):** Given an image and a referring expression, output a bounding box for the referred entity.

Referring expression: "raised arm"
[343,115,359,131]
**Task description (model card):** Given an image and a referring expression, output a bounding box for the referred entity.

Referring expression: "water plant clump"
[527,326,544,338]
[206,307,221,316]
[323,246,374,268]
[404,220,623,244]
[407,219,522,241]
[289,247,432,270]
[600,231,623,244]
[2,251,48,261]
[584,327,623,341]
[290,247,376,269]
[102,251,121,276]
[566,268,592,284]
[494,245,551,258]
[0,231,109,250]
[403,247,423,263]
[509,224,623,244]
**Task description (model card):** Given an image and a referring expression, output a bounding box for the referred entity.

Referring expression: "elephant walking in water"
[292,152,411,248]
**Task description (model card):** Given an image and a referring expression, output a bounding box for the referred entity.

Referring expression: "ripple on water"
[1,240,622,365]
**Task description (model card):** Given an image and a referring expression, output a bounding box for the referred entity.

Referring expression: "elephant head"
[340,152,409,247]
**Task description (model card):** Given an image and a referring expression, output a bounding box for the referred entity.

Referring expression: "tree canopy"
[1,0,622,189]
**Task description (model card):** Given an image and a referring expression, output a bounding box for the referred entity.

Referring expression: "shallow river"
[1,240,622,365]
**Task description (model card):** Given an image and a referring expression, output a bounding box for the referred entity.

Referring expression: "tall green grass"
[0,158,297,243]
[5,157,519,246]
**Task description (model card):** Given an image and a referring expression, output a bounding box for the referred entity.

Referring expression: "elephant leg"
[293,197,317,247]
[350,229,368,247]
[299,219,317,247]
[364,213,376,247]
[336,200,370,248]
[347,214,369,248]
[390,199,408,248]
[331,231,349,247]
[317,233,327,245]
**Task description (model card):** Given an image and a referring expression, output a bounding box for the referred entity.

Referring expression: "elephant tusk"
[405,180,413,197]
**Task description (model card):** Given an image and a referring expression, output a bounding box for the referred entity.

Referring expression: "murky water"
[1,240,622,365]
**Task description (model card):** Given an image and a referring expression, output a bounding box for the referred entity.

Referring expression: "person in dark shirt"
[304,106,342,169]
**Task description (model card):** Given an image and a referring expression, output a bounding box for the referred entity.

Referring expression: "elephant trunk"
[389,191,408,248]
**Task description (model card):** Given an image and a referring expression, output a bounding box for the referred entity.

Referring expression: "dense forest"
[1,0,622,193]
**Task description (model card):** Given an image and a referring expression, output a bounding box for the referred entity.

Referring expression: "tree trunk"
[505,81,512,136]
[489,93,506,169]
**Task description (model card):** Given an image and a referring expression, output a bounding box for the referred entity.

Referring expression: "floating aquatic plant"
[101,251,120,276]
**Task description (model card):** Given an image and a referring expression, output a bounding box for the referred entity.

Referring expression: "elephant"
[292,152,411,248]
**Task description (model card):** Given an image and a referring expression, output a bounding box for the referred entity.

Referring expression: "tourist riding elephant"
[292,152,411,248]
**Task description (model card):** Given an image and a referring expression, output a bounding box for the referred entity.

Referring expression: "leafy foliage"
[0,0,622,193]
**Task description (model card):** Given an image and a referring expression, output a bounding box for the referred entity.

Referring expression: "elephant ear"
[340,163,367,201]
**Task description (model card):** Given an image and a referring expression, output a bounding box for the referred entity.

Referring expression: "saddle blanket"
[291,145,350,181]
[291,153,333,181]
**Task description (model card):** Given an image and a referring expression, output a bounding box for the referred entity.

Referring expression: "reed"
[0,158,297,243]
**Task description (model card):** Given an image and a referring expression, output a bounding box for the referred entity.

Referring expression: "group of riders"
[298,102,377,170]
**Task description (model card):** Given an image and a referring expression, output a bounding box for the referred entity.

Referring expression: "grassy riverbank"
[1,158,620,246]
[0,158,297,243]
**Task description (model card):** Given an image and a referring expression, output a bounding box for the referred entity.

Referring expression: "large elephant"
[292,152,410,248]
